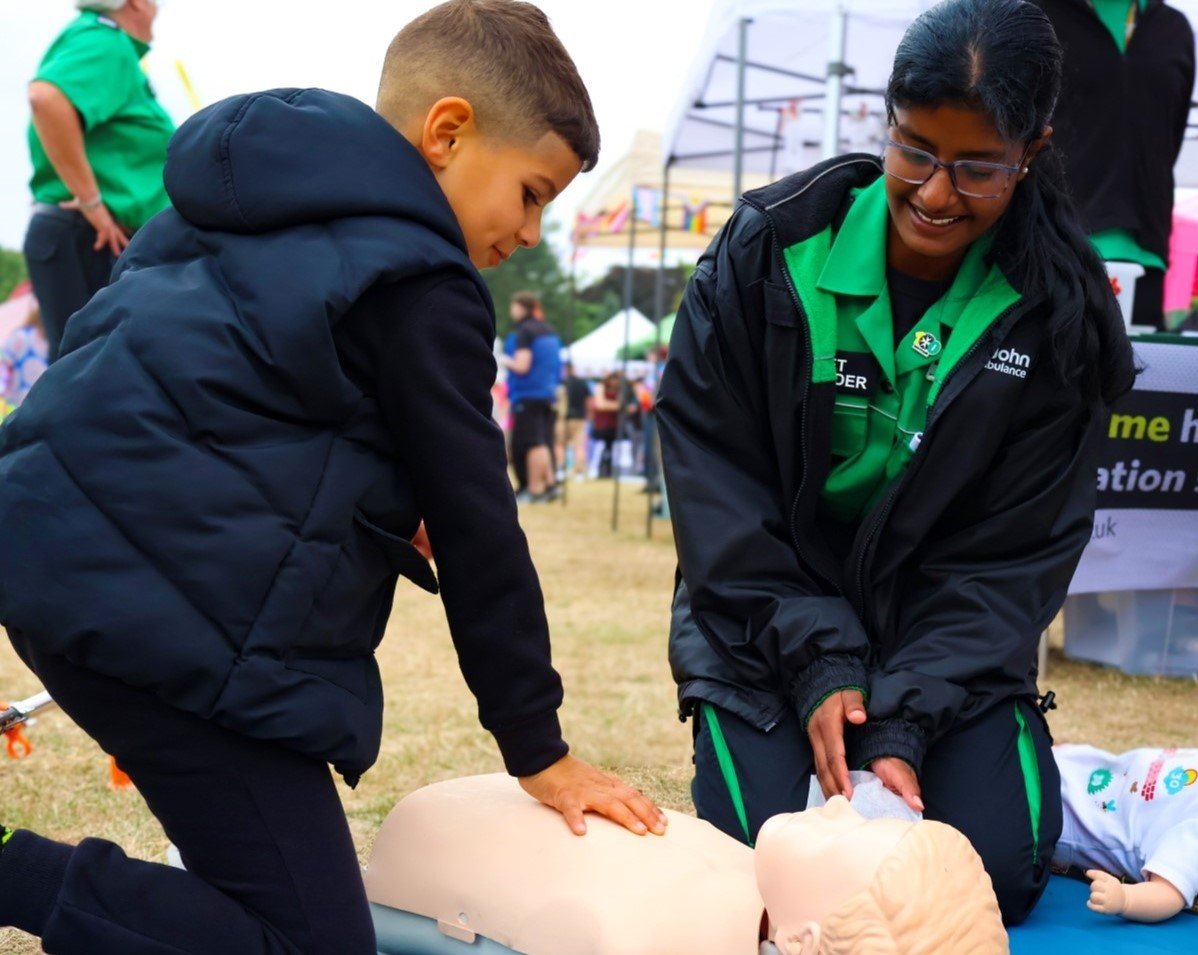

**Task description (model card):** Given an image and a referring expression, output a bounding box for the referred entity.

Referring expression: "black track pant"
[22,208,116,362]
[0,630,376,954]
[691,696,1062,926]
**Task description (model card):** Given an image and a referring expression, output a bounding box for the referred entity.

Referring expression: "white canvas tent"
[664,0,1198,189]
[563,308,654,377]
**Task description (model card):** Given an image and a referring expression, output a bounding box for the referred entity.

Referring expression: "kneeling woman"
[657,0,1133,926]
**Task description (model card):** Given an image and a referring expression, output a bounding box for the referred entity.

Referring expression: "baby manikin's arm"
[1086,870,1188,923]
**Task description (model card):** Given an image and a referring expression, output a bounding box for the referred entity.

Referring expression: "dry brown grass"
[2,480,1195,953]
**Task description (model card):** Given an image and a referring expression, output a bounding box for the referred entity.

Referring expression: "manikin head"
[756,797,1008,954]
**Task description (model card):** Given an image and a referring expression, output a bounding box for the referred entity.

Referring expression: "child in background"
[0,308,48,420]
[1055,744,1198,922]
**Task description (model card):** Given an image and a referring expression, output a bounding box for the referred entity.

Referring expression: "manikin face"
[883,103,1049,281]
[756,797,915,955]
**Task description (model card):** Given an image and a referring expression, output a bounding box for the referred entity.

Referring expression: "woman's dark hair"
[885,0,1135,405]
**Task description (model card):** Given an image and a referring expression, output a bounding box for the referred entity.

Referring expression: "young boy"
[0,2,664,952]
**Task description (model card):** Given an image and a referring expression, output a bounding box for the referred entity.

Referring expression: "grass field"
[2,479,1195,953]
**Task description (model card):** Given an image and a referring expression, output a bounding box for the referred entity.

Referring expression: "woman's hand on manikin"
[871,756,924,813]
[807,689,868,801]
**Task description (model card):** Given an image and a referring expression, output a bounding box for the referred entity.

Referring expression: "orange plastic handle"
[1,701,32,760]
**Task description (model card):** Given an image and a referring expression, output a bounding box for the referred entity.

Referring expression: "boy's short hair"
[377,0,599,171]
[511,291,541,313]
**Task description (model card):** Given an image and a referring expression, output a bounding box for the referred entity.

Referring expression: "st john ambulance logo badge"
[912,331,941,358]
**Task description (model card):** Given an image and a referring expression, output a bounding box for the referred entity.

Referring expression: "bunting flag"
[604,202,631,234]
[682,200,709,235]
[633,186,663,228]
[572,210,604,242]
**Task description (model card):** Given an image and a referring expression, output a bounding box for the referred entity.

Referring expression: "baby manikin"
[1055,744,1198,923]
[364,774,1008,954]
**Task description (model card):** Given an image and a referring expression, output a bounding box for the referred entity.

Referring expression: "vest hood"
[164,87,466,247]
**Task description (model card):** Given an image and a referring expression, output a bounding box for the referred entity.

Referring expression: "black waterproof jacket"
[658,157,1110,774]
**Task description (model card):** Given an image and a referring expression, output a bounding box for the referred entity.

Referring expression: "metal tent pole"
[611,189,638,532]
[560,239,579,507]
[821,3,849,160]
[733,16,751,203]
[647,161,672,538]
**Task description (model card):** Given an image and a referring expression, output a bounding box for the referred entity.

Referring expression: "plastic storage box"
[1063,589,1198,677]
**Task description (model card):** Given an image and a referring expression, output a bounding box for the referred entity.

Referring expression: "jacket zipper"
[757,209,840,593]
[849,301,1023,618]
[745,156,883,594]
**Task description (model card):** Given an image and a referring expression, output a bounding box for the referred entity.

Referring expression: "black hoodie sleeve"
[656,208,871,725]
[368,274,567,777]
[851,386,1103,775]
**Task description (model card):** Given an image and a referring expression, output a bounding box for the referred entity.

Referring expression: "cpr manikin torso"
[365,774,763,955]
[365,775,1008,955]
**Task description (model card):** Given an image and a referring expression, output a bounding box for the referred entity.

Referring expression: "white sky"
[0,0,718,258]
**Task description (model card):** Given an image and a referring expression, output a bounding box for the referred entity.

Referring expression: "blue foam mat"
[1009,877,1197,953]
[374,878,1198,954]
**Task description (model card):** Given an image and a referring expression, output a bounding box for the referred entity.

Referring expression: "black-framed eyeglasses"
[881,139,1026,199]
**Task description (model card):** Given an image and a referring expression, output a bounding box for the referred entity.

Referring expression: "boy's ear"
[421,97,477,171]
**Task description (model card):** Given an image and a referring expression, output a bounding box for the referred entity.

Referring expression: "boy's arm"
[1086,870,1187,923]
[372,275,665,836]
[376,275,562,774]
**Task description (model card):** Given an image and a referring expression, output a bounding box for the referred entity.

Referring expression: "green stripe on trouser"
[701,703,753,846]
[1014,703,1043,865]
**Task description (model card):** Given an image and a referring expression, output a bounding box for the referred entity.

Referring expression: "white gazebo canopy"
[665,0,1198,187]
[563,308,654,377]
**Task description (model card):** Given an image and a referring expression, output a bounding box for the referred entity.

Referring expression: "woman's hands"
[519,753,668,837]
[807,690,924,813]
[871,756,924,813]
[806,689,867,800]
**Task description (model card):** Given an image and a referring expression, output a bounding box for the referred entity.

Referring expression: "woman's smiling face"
[883,103,1048,280]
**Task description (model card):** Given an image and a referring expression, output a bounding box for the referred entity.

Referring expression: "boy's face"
[418,99,582,270]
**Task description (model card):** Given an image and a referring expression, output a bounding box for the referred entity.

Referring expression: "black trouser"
[591,427,617,478]
[0,630,376,954]
[22,208,116,362]
[691,696,1061,926]
[510,399,555,491]
[1132,267,1164,330]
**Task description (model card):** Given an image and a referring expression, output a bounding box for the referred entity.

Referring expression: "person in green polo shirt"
[1034,1,1194,329]
[657,0,1136,926]
[24,0,174,361]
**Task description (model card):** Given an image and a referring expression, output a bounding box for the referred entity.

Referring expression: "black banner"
[1096,390,1198,509]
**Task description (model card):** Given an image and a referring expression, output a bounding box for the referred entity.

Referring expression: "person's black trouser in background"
[1132,267,1164,330]
[510,399,555,491]
[0,630,376,954]
[691,695,1062,927]
[591,427,617,478]
[22,207,116,362]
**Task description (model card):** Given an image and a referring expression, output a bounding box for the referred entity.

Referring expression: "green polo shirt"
[28,11,175,230]
[781,177,1022,525]
[1090,0,1145,54]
